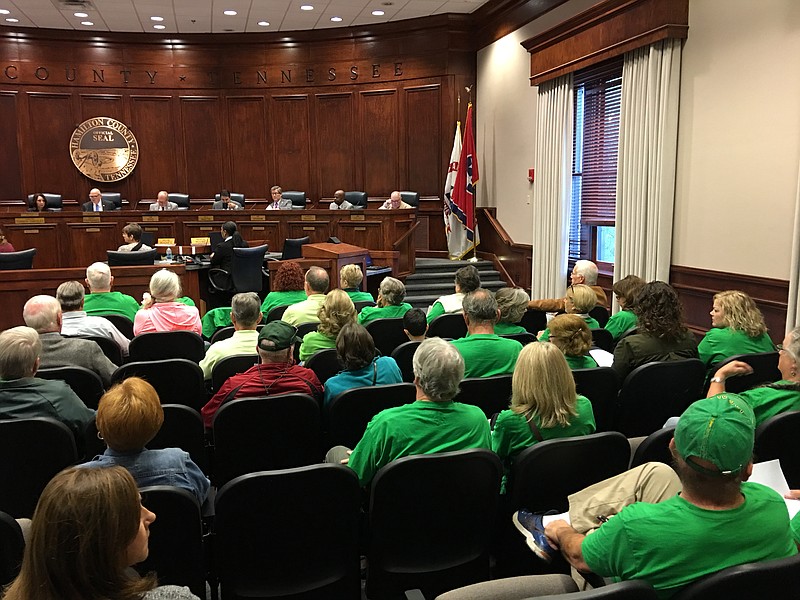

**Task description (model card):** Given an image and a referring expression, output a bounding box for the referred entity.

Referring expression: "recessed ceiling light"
[257,21,269,26]
[330,16,342,22]
[81,21,93,25]
[74,12,88,18]
[371,10,385,16]
[150,16,164,22]
[0,10,9,15]
[6,17,18,22]
[300,5,314,10]
[223,10,237,16]
[153,24,165,29]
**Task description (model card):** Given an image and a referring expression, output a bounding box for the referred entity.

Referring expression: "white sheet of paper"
[750,459,800,519]
[589,348,614,368]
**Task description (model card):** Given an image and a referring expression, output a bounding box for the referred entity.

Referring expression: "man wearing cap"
[509,394,796,597]
[200,320,322,428]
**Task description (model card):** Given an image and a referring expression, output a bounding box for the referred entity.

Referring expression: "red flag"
[451,103,479,251]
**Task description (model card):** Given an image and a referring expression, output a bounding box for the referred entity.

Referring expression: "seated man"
[56,281,130,356]
[403,307,428,341]
[0,326,95,440]
[513,394,796,597]
[528,260,608,312]
[23,295,117,386]
[148,190,178,211]
[282,266,329,326]
[84,262,140,322]
[451,288,523,378]
[81,188,115,212]
[213,189,242,210]
[266,185,292,210]
[329,189,354,210]
[357,277,411,325]
[378,190,413,210]
[426,265,481,323]
[328,337,490,487]
[199,292,262,380]
[117,222,152,252]
[201,320,322,427]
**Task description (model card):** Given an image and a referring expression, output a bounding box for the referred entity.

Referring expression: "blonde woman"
[698,290,776,367]
[548,314,598,369]
[339,263,374,303]
[494,287,530,336]
[298,289,356,362]
[538,284,600,341]
[491,342,595,483]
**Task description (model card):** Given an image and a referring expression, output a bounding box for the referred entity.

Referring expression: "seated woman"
[27,193,50,213]
[605,274,645,341]
[134,269,202,335]
[0,227,15,253]
[492,342,595,489]
[78,376,210,503]
[494,287,530,335]
[260,261,307,316]
[324,322,403,407]
[3,466,198,600]
[210,221,248,273]
[357,277,412,325]
[612,281,698,381]
[538,284,600,341]
[339,263,374,303]
[698,290,776,368]
[425,265,481,323]
[118,222,153,252]
[298,289,356,362]
[548,314,598,369]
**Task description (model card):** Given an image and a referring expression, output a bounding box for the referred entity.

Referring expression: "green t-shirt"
[298,330,336,362]
[347,400,491,487]
[84,291,140,322]
[176,296,196,307]
[740,381,800,427]
[791,510,800,546]
[357,303,412,325]
[697,327,776,367]
[494,321,527,336]
[565,354,599,370]
[201,307,233,338]
[260,290,308,316]
[344,289,375,303]
[581,482,796,599]
[451,334,523,378]
[605,309,638,341]
[539,315,600,342]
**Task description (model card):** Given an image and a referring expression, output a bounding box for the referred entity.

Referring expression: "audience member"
[323,322,403,407]
[266,185,292,210]
[0,326,95,440]
[329,189,353,210]
[0,226,15,252]
[148,190,177,211]
[339,263,373,302]
[201,320,322,427]
[528,260,608,312]
[82,188,114,212]
[118,222,152,252]
[378,190,412,210]
[403,307,428,341]
[3,466,199,600]
[494,287,530,335]
[56,280,130,356]
[282,266,329,326]
[327,337,490,486]
[84,261,140,321]
[512,395,795,596]
[451,288,522,378]
[538,284,600,341]
[358,277,411,325]
[79,377,210,503]
[548,314,598,369]
[23,294,116,386]
[212,189,242,210]
[199,292,262,380]
[426,264,481,323]
[298,289,356,362]
[210,221,249,273]
[134,269,202,336]
[605,274,644,341]
[259,261,307,315]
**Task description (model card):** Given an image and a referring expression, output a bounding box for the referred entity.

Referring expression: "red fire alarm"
[527,168,535,183]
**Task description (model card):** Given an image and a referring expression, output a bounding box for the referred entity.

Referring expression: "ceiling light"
[150,16,164,22]
[372,10,385,16]
[223,10,237,16]
[74,12,88,18]
[80,21,93,25]
[6,17,18,22]
[330,16,342,22]
[0,10,9,15]
[153,24,165,29]
[300,5,314,10]
[257,21,269,26]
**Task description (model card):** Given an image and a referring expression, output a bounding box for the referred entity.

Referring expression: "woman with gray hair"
[357,276,411,325]
[494,287,530,335]
[134,269,202,335]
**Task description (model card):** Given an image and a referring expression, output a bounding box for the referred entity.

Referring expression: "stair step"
[404,280,505,293]
[405,271,502,283]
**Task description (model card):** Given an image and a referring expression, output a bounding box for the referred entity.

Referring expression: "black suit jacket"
[211,238,250,273]
[81,200,116,212]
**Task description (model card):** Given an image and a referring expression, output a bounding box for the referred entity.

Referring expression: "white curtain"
[787,158,800,331]
[615,38,682,284]
[531,74,573,298]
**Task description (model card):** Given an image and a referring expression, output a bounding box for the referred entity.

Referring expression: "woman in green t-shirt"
[605,274,644,341]
[298,289,356,362]
[548,313,598,370]
[494,287,530,336]
[260,260,308,316]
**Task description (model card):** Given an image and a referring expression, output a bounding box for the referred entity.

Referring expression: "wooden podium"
[301,243,369,290]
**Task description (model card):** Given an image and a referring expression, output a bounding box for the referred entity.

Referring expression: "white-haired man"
[528,260,608,312]
[84,262,140,322]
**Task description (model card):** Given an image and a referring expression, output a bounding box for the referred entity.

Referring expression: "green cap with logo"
[257,320,299,352]
[675,393,755,476]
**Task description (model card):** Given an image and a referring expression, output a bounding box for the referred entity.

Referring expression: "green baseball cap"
[257,320,298,351]
[674,393,755,475]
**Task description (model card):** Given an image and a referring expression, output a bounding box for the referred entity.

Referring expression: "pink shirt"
[134,302,202,336]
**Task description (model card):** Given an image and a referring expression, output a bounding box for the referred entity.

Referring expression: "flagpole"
[466,85,478,263]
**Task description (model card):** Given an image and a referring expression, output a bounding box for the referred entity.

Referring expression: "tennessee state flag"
[449,103,479,258]
[443,121,462,258]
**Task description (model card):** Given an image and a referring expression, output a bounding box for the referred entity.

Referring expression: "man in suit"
[212,189,242,210]
[266,185,292,210]
[81,188,115,212]
[148,190,178,211]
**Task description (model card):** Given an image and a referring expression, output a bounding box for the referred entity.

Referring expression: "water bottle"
[165,247,173,262]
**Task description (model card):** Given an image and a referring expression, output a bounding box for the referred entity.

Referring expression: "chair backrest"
[630,426,676,470]
[136,486,205,598]
[589,305,610,327]
[214,464,361,599]
[391,340,421,383]
[36,366,105,410]
[282,190,307,209]
[106,248,157,267]
[520,580,659,600]
[0,417,78,518]
[571,367,620,433]
[215,192,245,207]
[305,348,341,385]
[519,309,547,335]
[367,449,502,600]
[0,248,36,270]
[591,328,614,352]
[71,334,123,366]
[616,359,705,437]
[27,193,62,211]
[354,299,377,312]
[97,313,135,339]
[210,354,259,393]
[508,432,630,512]
[294,321,320,363]
[755,410,800,487]
[345,190,368,208]
[231,243,268,293]
[327,382,416,448]
[0,511,24,586]
[212,394,322,486]
[452,375,512,419]
[399,190,420,207]
[366,317,408,357]
[168,192,190,209]
[499,332,538,346]
[112,358,208,411]
[148,404,209,475]
[128,331,205,363]
[209,325,235,345]
[281,236,310,259]
[428,313,468,340]
[101,192,122,209]
[713,352,781,394]
[266,304,290,322]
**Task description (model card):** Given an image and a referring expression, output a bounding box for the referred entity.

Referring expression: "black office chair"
[589,305,610,327]
[755,410,800,487]
[68,334,123,366]
[37,366,105,410]
[0,417,78,518]
[354,299,377,312]
[128,331,205,363]
[210,354,259,393]
[111,359,208,411]
[367,449,502,600]
[453,375,512,419]
[0,511,24,586]
[499,332,538,346]
[281,236,310,259]
[148,404,209,475]
[214,192,245,208]
[712,352,781,394]
[209,325,235,345]
[366,317,408,357]
[282,190,307,209]
[391,340,421,383]
[428,313,467,340]
[630,427,676,470]
[168,192,190,210]
[101,192,122,210]
[305,348,341,385]
[214,464,361,599]
[591,328,614,352]
[136,486,205,598]
[345,190,368,208]
[0,248,36,270]
[266,304,290,322]
[326,382,416,448]
[294,321,320,363]
[571,367,620,433]
[209,244,269,295]
[436,579,658,600]
[519,309,548,335]
[96,313,135,339]
[399,190,420,207]
[212,394,322,486]
[106,249,157,267]
[27,193,63,211]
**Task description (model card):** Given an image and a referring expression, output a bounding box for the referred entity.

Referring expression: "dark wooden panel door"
[360,89,398,196]
[130,96,178,198]
[180,96,224,198]
[336,220,383,250]
[271,94,311,195]
[287,220,331,243]
[27,93,80,200]
[65,222,120,266]
[238,221,281,249]
[314,92,355,198]
[226,96,268,199]
[139,221,178,245]
[0,92,23,201]
[404,84,441,196]
[3,224,60,269]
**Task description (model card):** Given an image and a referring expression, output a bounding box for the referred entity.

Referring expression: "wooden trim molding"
[472,0,570,50]
[521,0,688,85]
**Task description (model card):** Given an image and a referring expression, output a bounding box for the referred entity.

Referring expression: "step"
[404,280,506,293]
[404,272,503,284]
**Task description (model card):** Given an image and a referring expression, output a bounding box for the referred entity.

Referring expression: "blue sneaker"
[512,510,558,562]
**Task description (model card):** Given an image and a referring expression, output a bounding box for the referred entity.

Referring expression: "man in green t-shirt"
[84,261,141,322]
[512,394,796,598]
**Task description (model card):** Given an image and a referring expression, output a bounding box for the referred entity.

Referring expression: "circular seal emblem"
[70,117,139,182]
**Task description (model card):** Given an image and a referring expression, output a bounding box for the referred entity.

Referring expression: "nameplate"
[354,227,366,231]
[85,227,100,232]
[83,216,101,223]
[144,227,158,232]
[191,237,210,245]
[250,214,266,221]
[349,214,365,221]
[158,238,176,245]
[198,215,214,222]
[301,214,316,221]
[142,215,159,222]
[23,229,40,234]
[199,226,213,231]
[15,217,44,224]
[252,226,264,231]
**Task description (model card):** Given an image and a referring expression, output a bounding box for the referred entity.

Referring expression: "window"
[568,57,623,273]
